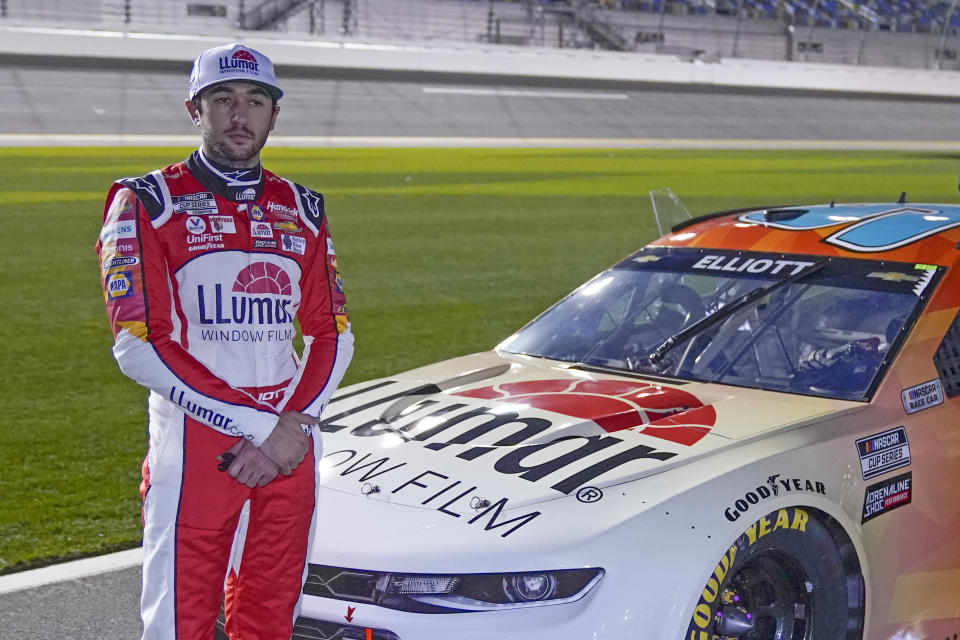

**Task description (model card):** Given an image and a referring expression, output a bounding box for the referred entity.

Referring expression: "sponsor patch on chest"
[251,222,273,238]
[186,216,206,234]
[208,216,236,234]
[281,234,306,255]
[173,192,217,215]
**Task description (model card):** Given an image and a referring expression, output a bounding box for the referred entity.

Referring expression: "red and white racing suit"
[97,150,353,640]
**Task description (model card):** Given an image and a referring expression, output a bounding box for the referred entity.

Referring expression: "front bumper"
[292,616,399,640]
[297,585,604,640]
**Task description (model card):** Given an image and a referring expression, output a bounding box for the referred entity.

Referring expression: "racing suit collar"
[186,149,265,203]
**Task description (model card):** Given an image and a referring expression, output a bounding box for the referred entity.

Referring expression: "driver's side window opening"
[933,309,960,398]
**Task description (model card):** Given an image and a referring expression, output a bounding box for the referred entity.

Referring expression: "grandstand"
[0,0,957,69]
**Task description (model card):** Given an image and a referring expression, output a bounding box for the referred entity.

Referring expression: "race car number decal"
[739,205,960,252]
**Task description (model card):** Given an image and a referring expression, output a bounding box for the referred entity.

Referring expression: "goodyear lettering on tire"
[687,507,808,640]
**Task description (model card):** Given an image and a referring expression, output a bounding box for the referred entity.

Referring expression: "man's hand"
[217,439,280,488]
[257,411,317,475]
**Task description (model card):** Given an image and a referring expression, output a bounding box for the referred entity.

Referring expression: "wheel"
[685,506,864,640]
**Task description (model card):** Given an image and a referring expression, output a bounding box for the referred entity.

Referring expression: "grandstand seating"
[2,0,957,36]
[1,0,957,69]
[615,0,960,33]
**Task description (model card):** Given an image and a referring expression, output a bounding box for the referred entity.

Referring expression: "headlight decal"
[305,565,604,613]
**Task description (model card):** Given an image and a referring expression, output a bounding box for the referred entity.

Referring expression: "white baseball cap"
[188,42,283,101]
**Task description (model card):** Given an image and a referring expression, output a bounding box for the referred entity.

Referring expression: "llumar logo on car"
[320,379,713,496]
[455,379,716,445]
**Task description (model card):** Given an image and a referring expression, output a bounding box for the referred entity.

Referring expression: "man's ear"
[269,104,280,131]
[185,99,201,126]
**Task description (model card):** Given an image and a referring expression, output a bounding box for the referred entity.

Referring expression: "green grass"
[0,146,956,573]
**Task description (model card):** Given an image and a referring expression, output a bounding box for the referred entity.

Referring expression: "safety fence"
[1,0,957,70]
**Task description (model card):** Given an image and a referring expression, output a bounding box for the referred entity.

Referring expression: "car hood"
[318,351,863,509]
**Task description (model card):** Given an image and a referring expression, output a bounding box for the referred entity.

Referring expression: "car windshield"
[499,247,940,401]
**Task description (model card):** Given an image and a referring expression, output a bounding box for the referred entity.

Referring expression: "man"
[96,42,353,639]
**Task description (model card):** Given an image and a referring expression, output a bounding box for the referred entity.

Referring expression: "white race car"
[293,201,960,640]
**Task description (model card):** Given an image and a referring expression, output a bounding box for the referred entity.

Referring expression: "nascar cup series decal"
[901,379,944,414]
[855,427,910,480]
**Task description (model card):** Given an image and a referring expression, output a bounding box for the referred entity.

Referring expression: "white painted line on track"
[2,134,960,150]
[0,548,143,595]
[422,87,629,100]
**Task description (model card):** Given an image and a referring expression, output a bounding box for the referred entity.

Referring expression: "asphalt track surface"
[1,58,959,144]
[1,57,958,640]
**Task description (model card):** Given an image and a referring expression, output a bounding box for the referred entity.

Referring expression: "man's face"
[186,82,279,167]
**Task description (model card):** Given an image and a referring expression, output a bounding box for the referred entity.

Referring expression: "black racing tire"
[685,505,864,640]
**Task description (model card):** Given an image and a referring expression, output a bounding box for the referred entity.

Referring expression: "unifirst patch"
[901,379,944,415]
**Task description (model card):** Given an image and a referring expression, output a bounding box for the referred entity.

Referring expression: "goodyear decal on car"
[856,427,910,480]
[688,507,809,639]
[722,475,825,522]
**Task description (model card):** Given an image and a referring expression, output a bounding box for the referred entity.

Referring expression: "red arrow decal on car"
[345,605,355,623]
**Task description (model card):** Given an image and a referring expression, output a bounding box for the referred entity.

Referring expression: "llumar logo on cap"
[219,49,259,75]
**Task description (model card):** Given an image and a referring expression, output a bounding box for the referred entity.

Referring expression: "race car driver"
[95,43,354,639]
